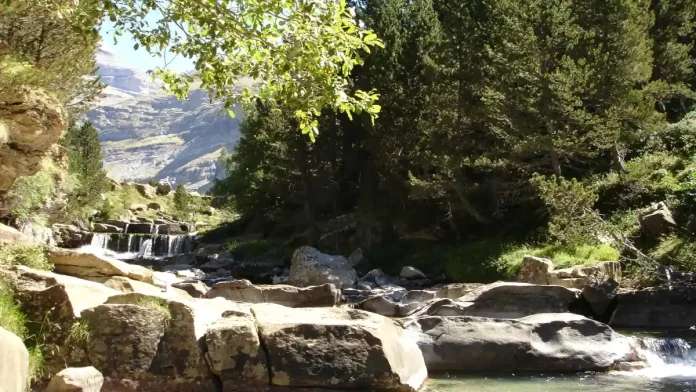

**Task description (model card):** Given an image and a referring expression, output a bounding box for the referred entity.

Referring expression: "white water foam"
[624,337,696,380]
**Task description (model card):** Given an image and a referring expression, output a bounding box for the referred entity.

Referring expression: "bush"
[0,245,52,271]
[646,111,696,157]
[495,243,621,278]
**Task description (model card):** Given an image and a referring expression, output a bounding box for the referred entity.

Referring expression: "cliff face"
[0,87,67,210]
[87,46,244,192]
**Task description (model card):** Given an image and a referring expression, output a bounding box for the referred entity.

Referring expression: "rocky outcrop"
[134,183,157,199]
[400,266,426,280]
[288,246,357,289]
[610,285,696,328]
[433,283,484,299]
[206,279,339,307]
[517,256,621,290]
[172,281,209,298]
[405,313,642,372]
[0,327,29,392]
[52,224,89,248]
[204,313,269,390]
[639,202,677,239]
[49,248,154,284]
[0,87,66,209]
[46,367,104,392]
[86,276,191,300]
[411,282,579,319]
[0,265,119,374]
[92,223,123,233]
[252,304,428,391]
[582,278,619,319]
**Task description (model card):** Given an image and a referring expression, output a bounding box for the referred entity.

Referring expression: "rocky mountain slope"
[87,46,247,192]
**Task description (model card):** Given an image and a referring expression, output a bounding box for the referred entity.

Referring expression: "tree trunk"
[551,149,562,177]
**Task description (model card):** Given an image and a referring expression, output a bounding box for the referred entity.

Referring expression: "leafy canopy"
[40,0,385,140]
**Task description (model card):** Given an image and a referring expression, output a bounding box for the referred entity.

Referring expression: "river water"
[423,330,696,392]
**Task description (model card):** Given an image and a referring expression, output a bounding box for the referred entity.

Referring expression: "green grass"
[0,283,27,338]
[224,237,289,259]
[136,297,171,322]
[649,235,696,272]
[27,345,45,385]
[67,321,91,345]
[0,245,52,271]
[495,243,621,278]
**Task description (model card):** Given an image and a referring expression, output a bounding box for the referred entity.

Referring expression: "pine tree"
[62,121,109,211]
[174,184,191,216]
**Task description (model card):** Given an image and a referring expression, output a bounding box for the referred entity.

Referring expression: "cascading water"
[81,223,196,259]
[628,336,696,379]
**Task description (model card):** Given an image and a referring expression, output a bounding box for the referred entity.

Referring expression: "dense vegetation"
[212,0,696,284]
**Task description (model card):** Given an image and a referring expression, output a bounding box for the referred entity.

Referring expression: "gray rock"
[171,281,209,298]
[252,304,427,391]
[207,280,339,307]
[205,314,268,389]
[92,223,123,233]
[46,367,104,392]
[400,266,427,280]
[0,327,29,392]
[361,268,394,287]
[433,283,484,299]
[517,256,552,284]
[357,295,422,317]
[405,313,642,372]
[147,202,163,211]
[157,223,185,235]
[52,224,88,248]
[639,202,677,239]
[582,278,619,317]
[610,285,696,328]
[128,203,147,212]
[411,282,579,319]
[288,246,357,289]
[200,258,236,271]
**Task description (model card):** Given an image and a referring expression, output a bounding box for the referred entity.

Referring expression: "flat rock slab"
[50,248,154,284]
[46,366,104,392]
[206,279,339,307]
[610,286,696,328]
[0,327,29,392]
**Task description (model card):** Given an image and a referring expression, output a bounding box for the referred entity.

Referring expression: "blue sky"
[100,20,194,73]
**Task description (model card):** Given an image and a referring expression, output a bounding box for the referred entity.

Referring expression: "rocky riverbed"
[0,224,695,392]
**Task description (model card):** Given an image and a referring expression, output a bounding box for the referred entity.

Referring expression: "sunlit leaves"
[99,0,384,137]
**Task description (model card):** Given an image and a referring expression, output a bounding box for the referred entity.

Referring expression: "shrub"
[0,245,52,271]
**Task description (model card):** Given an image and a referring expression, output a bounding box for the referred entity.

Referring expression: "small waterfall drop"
[138,239,153,259]
[630,336,696,379]
[91,233,109,249]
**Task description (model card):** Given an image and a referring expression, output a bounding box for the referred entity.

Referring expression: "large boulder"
[0,87,66,209]
[412,282,579,319]
[400,266,426,280]
[582,278,619,319]
[0,266,119,374]
[639,202,677,239]
[405,313,642,372]
[204,313,269,390]
[0,327,29,392]
[288,246,357,289]
[85,276,192,300]
[52,224,89,248]
[610,285,696,328]
[49,248,154,284]
[206,279,339,307]
[517,256,553,285]
[171,281,209,298]
[97,293,249,391]
[134,183,157,199]
[252,304,427,391]
[46,367,104,392]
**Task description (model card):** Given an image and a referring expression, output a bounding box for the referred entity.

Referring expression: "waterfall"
[91,233,109,249]
[139,239,153,258]
[630,336,696,379]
